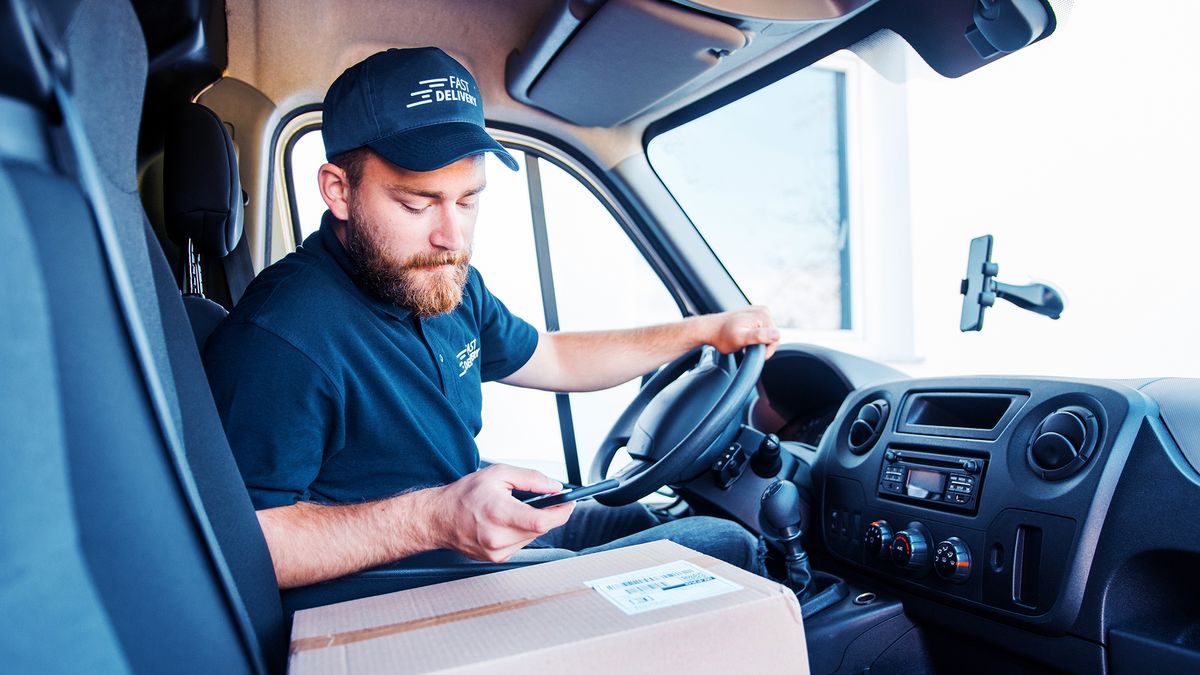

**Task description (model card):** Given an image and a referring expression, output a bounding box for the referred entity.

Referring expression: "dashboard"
[820,378,1136,627]
[749,345,1200,673]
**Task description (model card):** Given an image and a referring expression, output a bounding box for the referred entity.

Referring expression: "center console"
[817,377,1147,632]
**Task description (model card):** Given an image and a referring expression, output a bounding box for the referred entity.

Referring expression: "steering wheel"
[588,343,766,506]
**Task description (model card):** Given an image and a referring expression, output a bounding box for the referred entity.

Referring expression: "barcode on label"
[586,561,741,615]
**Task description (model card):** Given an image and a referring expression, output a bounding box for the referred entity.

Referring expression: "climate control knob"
[933,537,972,583]
[865,520,893,558]
[890,527,929,570]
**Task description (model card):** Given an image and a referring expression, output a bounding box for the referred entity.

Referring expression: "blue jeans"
[515,502,768,578]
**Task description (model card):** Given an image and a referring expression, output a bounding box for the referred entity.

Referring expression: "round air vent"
[848,399,890,455]
[1027,406,1100,479]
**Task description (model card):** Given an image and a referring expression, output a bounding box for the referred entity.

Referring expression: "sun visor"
[507,0,749,127]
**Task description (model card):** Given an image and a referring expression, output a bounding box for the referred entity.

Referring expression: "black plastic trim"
[265,103,321,268]
[281,122,321,247]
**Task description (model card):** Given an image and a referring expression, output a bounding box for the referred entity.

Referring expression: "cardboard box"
[289,540,809,674]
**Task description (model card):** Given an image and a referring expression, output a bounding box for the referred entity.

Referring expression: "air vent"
[848,399,889,454]
[1027,406,1100,479]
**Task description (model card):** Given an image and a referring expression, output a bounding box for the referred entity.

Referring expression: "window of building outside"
[285,130,678,482]
[648,65,852,334]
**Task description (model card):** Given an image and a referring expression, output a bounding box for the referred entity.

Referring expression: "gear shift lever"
[760,480,814,601]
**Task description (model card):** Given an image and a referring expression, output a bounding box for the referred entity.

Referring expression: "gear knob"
[760,479,802,540]
[760,479,813,600]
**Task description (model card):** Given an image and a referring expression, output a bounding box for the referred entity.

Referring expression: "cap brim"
[367,121,519,172]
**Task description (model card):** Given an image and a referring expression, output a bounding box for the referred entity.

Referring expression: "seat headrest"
[163,103,244,258]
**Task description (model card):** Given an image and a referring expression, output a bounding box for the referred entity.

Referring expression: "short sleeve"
[469,268,539,382]
[204,321,345,509]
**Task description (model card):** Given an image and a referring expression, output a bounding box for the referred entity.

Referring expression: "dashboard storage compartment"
[897,391,1028,440]
[289,540,808,674]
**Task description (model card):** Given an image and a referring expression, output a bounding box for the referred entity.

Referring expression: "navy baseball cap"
[323,47,518,172]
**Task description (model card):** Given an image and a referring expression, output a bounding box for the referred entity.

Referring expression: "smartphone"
[520,479,620,509]
[959,234,995,332]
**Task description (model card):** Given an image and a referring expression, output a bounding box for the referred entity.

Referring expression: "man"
[205,47,780,589]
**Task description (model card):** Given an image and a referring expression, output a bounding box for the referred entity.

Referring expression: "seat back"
[0,0,284,671]
[0,92,131,675]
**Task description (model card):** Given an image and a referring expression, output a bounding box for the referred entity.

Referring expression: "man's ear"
[318,162,352,221]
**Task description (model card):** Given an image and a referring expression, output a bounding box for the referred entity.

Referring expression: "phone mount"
[960,234,1064,331]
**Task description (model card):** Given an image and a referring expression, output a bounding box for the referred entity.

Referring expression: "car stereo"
[877,448,985,512]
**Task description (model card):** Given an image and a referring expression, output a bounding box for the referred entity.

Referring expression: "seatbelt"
[524,153,583,486]
[31,15,267,675]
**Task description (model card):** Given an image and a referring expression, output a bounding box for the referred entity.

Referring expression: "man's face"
[339,153,485,316]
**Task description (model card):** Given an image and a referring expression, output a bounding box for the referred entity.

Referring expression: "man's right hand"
[430,464,575,563]
[256,463,575,588]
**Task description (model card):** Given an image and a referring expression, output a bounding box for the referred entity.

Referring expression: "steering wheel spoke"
[613,459,651,480]
[719,351,737,375]
[591,343,766,506]
[699,344,737,375]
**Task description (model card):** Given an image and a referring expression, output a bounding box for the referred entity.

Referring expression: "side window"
[286,127,327,241]
[469,152,562,477]
[281,128,679,482]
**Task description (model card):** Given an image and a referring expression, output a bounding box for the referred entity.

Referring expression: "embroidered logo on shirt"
[456,339,480,377]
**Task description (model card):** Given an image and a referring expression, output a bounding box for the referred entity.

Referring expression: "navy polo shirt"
[204,211,539,509]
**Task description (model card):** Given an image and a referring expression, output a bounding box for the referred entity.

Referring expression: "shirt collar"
[310,210,412,321]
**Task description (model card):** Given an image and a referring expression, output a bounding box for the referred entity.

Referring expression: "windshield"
[649,2,1200,380]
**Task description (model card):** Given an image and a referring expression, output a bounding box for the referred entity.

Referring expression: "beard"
[342,199,471,317]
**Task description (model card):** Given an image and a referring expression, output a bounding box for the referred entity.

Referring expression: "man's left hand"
[705,305,781,358]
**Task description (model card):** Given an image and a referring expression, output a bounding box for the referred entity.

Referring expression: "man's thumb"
[500,466,563,494]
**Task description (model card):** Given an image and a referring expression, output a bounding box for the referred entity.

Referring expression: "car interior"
[3,0,1199,673]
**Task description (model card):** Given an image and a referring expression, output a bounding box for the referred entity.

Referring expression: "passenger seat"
[163,101,245,350]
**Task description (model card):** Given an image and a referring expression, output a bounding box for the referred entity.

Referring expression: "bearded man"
[204,47,780,589]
